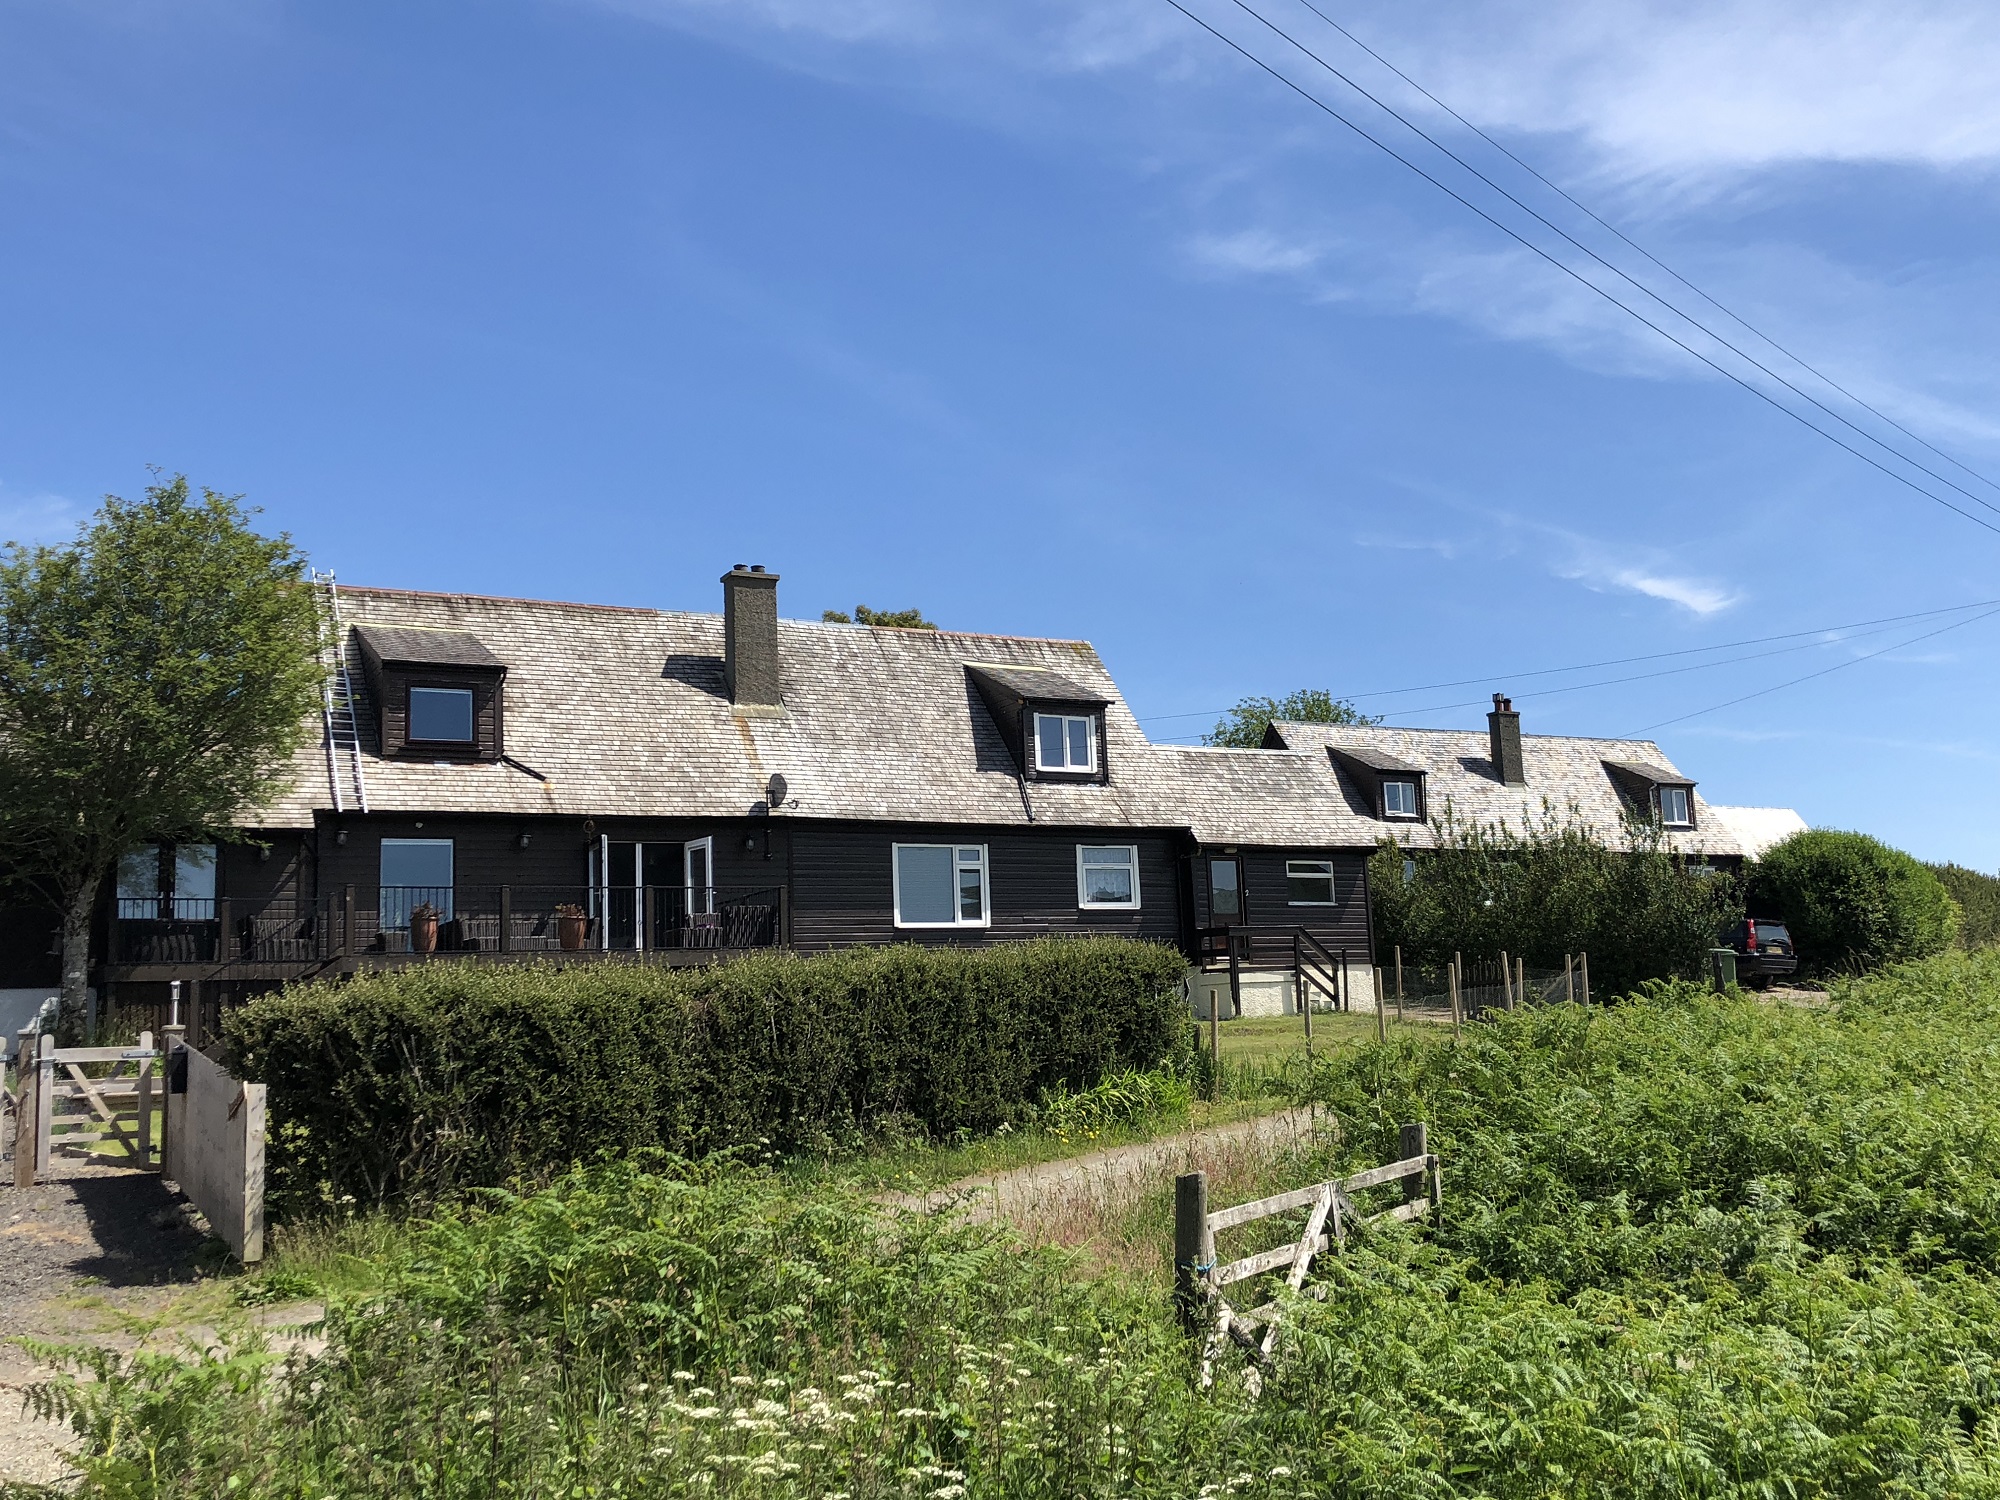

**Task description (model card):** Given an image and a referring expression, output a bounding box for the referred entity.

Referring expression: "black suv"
[1728,917,1798,987]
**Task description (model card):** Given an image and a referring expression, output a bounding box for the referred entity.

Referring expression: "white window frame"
[1076,845,1141,910]
[1032,712,1097,774]
[1382,779,1419,818]
[1658,786,1694,827]
[1285,858,1337,906]
[892,843,990,929]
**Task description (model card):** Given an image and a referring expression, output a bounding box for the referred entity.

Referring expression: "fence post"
[342,884,356,958]
[1580,951,1591,1005]
[498,887,513,953]
[136,1029,155,1168]
[1394,945,1404,1024]
[35,1034,54,1176]
[1174,1171,1210,1337]
[161,1023,185,1179]
[1294,932,1310,1056]
[216,897,233,963]
[1399,1122,1428,1206]
[1374,968,1387,1042]
[1499,950,1512,1011]
[1340,948,1349,1012]
[1449,954,1463,1039]
[12,1028,37,1187]
[1564,954,1575,1003]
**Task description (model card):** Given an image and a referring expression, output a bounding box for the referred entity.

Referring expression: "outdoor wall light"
[518,831,532,851]
[335,827,348,847]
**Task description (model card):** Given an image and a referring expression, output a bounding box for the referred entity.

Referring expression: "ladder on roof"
[311,569,369,815]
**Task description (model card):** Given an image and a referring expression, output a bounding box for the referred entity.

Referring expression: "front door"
[1208,856,1243,927]
[685,837,714,916]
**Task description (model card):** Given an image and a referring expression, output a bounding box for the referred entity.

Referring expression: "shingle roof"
[1268,722,1745,857]
[1705,805,1807,860]
[963,662,1106,704]
[352,623,506,670]
[257,587,1362,843]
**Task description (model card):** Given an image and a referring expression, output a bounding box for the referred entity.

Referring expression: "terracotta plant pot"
[557,914,588,951]
[411,914,439,955]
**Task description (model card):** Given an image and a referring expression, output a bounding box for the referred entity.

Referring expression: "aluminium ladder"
[311,569,369,814]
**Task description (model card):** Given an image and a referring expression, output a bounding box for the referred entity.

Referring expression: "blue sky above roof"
[3,0,1998,862]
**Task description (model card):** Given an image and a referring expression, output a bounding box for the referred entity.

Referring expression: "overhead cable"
[1159,0,2000,537]
[1288,0,2000,500]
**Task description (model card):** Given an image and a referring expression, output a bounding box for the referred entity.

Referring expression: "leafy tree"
[1929,862,2000,950]
[1751,830,1958,976]
[1369,804,1742,998]
[0,478,324,1031]
[1203,688,1380,748]
[821,605,937,629]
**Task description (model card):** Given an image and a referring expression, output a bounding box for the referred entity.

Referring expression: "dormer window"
[1382,779,1419,818]
[353,623,507,761]
[1035,713,1096,773]
[1659,786,1693,827]
[409,686,474,744]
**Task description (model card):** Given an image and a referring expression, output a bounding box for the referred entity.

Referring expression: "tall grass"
[34,953,2000,1497]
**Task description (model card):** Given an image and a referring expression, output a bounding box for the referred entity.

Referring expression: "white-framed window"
[1286,859,1337,905]
[409,686,475,743]
[1077,845,1140,909]
[893,844,989,928]
[1382,779,1419,818]
[1658,786,1693,827]
[1033,712,1097,773]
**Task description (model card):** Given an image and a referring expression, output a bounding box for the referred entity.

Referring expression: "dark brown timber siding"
[1193,846,1373,963]
[789,822,1183,951]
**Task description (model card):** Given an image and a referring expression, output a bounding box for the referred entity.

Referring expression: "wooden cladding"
[371,668,504,761]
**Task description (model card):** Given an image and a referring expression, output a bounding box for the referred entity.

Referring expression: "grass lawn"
[1211,1007,1417,1067]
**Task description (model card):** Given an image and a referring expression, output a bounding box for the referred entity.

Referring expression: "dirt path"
[0,1157,220,1486]
[888,1108,1325,1229]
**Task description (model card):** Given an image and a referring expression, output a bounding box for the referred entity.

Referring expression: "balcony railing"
[109,884,788,966]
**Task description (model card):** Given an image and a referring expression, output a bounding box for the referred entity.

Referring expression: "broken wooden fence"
[1175,1122,1441,1387]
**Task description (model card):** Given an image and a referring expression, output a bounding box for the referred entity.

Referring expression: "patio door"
[684,837,714,917]
[1207,856,1243,926]
[601,841,683,950]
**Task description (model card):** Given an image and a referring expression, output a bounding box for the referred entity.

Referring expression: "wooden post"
[1449,954,1463,1039]
[1394,945,1404,1024]
[1295,932,1311,1056]
[1399,1121,1427,1206]
[1564,953,1575,1003]
[1500,950,1512,1011]
[1340,948,1349,1012]
[1579,951,1591,1005]
[1516,956,1526,1009]
[1209,971,1222,1101]
[1174,1171,1209,1336]
[1374,968,1387,1042]
[137,1030,155,1168]
[216,897,233,963]
[35,1034,54,1176]
[1227,939,1242,1022]
[161,1023,185,1179]
[641,884,656,954]
[12,1028,37,1188]
[342,884,356,957]
[498,886,513,953]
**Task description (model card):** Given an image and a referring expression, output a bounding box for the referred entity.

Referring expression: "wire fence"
[1381,949,1592,1026]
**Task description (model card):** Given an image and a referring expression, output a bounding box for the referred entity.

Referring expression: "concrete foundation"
[1189,963,1378,1020]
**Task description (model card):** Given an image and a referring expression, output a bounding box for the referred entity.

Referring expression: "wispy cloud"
[0,483,80,548]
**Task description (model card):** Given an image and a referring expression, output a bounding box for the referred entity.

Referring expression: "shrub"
[1931,861,2000,949]
[1750,829,1958,975]
[1034,1065,1192,1141]
[1370,804,1742,997]
[225,938,1189,1215]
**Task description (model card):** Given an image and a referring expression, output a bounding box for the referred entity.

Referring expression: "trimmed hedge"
[1750,829,1958,976]
[225,938,1189,1216]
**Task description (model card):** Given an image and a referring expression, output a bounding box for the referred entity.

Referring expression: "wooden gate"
[8,1031,159,1181]
[1175,1122,1441,1389]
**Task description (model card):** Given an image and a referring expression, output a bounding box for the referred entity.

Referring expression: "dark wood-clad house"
[4,567,1395,1041]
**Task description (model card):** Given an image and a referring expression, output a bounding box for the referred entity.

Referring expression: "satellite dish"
[766,773,789,809]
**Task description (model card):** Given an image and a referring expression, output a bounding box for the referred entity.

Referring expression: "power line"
[1135,594,2000,725]
[1213,0,2000,523]
[1288,0,2000,500]
[1632,606,2000,733]
[1158,0,2000,537]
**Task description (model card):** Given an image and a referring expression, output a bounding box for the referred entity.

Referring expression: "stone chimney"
[1487,693,1525,786]
[722,564,782,712]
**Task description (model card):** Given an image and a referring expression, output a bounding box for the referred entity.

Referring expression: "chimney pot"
[750,564,765,573]
[1487,693,1525,786]
[722,565,783,709]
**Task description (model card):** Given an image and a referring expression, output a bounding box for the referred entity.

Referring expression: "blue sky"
[5,0,2000,863]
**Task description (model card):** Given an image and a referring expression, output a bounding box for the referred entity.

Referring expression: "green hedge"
[1750,829,1958,976]
[225,938,1189,1216]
